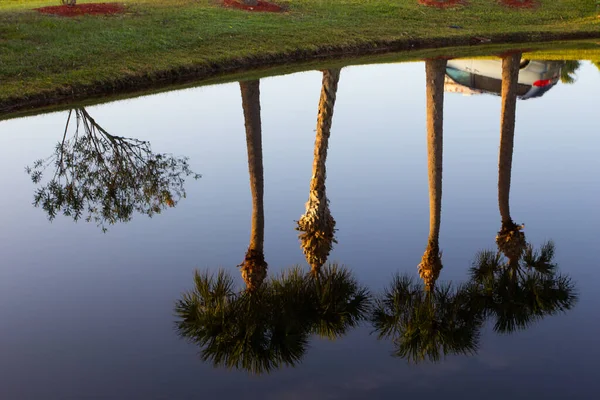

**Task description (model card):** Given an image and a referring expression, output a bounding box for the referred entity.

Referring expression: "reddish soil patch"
[419,0,466,8]
[499,0,536,8]
[223,0,283,13]
[35,3,125,17]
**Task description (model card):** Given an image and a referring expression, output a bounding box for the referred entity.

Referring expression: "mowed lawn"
[0,0,599,107]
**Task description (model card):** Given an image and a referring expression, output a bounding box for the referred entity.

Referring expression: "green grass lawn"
[1,0,599,113]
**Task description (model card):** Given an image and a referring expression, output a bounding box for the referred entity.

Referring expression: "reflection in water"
[297,69,341,275]
[372,54,578,363]
[445,57,564,99]
[175,264,370,374]
[175,78,369,374]
[496,53,527,264]
[470,241,577,334]
[304,263,370,340]
[25,107,200,231]
[372,275,481,363]
[238,80,268,291]
[373,241,576,363]
[175,80,296,374]
[559,59,600,84]
[561,60,581,84]
[481,54,578,334]
[2,50,596,398]
[175,269,310,374]
[372,59,482,364]
[418,59,446,291]
[176,56,581,371]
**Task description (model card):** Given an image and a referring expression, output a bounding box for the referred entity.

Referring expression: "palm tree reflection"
[175,79,297,374]
[307,263,371,339]
[560,60,581,84]
[419,59,446,290]
[177,56,579,369]
[238,80,268,291]
[371,54,578,363]
[496,53,527,264]
[297,69,341,275]
[175,78,369,374]
[175,269,310,374]
[26,107,200,231]
[372,274,481,363]
[470,241,577,334]
[372,240,577,364]
[371,59,482,364]
[175,263,369,374]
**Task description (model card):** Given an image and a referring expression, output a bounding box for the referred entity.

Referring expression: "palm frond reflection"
[371,274,482,363]
[175,263,370,374]
[469,241,578,334]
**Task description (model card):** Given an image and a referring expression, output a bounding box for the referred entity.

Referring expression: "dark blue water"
[0,59,598,399]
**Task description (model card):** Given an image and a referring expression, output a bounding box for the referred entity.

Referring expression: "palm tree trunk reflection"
[419,59,447,291]
[239,80,268,291]
[496,53,526,265]
[297,69,341,275]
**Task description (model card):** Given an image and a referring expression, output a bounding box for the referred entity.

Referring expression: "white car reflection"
[445,59,564,100]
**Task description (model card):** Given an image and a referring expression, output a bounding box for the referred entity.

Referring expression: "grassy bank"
[2,39,599,121]
[1,0,599,113]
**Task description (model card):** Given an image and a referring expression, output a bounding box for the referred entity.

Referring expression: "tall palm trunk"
[239,80,267,291]
[419,59,447,291]
[297,69,341,275]
[496,54,526,265]
[498,53,520,228]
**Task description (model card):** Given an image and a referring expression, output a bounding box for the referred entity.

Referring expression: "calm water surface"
[0,56,599,399]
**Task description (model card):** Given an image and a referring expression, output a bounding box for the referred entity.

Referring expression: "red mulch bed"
[223,0,283,13]
[35,3,125,17]
[419,0,466,8]
[499,0,536,8]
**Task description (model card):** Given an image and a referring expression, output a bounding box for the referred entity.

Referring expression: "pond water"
[0,55,599,399]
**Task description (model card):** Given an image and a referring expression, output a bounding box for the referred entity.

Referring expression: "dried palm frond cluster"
[239,248,268,292]
[296,195,337,274]
[418,242,443,291]
[295,69,341,274]
[496,222,526,261]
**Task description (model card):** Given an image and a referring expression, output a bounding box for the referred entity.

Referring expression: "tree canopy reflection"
[175,78,369,374]
[26,108,200,231]
[175,264,370,374]
[371,239,577,364]
[470,241,577,334]
[372,274,481,363]
[174,269,309,374]
[304,263,371,339]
